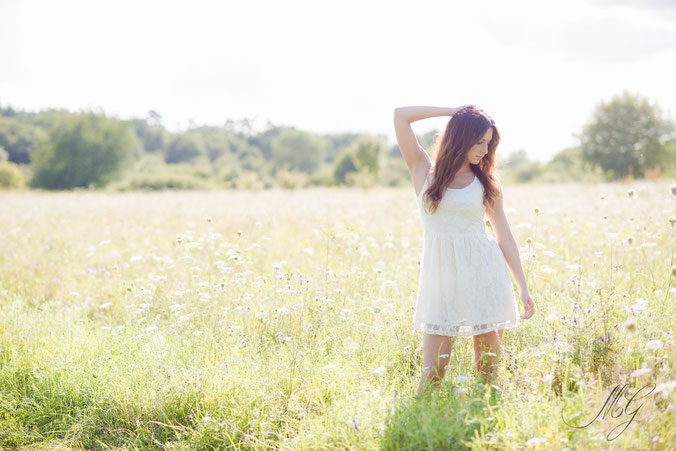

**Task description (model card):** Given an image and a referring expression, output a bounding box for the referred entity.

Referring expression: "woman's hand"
[519,291,535,319]
[451,104,475,115]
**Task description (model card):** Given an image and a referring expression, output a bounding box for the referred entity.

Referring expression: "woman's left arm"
[485,186,536,319]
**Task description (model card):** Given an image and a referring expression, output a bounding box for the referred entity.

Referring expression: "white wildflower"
[629,368,651,378]
[646,340,663,350]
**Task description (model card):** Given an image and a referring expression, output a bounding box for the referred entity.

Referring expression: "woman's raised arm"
[392,105,471,172]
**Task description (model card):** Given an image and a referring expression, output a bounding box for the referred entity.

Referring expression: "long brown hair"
[422,106,502,215]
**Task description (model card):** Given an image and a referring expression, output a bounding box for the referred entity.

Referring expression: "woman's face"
[468,127,493,164]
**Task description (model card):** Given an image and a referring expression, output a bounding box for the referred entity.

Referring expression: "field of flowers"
[0,180,674,449]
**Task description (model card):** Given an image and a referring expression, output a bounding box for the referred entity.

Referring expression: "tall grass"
[0,180,674,449]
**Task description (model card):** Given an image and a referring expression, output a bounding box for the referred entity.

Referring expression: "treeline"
[0,90,674,191]
[0,106,405,191]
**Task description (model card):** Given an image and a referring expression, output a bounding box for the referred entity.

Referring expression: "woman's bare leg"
[416,332,457,396]
[472,328,504,384]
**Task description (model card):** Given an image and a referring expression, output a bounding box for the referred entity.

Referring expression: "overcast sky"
[1,0,675,161]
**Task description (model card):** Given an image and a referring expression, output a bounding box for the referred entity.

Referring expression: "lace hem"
[415,317,519,337]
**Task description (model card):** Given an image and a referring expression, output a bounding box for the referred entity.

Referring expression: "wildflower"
[654,380,676,395]
[646,340,663,350]
[629,368,651,378]
[369,366,386,375]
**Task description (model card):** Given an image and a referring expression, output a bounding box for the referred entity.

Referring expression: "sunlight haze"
[1,0,675,161]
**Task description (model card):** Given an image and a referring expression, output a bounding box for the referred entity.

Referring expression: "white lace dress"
[413,167,520,336]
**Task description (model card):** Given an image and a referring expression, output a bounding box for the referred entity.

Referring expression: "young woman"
[393,105,536,396]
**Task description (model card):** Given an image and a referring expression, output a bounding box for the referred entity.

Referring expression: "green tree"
[577,90,675,180]
[165,133,206,164]
[501,148,530,169]
[270,128,325,174]
[132,110,168,154]
[333,149,358,184]
[0,116,48,164]
[417,129,439,153]
[31,112,139,189]
[322,132,360,163]
[0,161,26,189]
[658,138,676,177]
[350,135,383,177]
[389,129,438,158]
[499,149,544,183]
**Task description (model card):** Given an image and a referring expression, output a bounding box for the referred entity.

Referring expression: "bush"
[308,164,337,187]
[105,154,215,191]
[274,167,308,189]
[379,156,409,187]
[31,112,139,190]
[333,149,358,184]
[235,171,264,191]
[107,172,213,191]
[212,153,243,188]
[0,162,26,189]
[345,169,377,189]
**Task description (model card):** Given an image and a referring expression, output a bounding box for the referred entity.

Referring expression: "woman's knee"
[422,363,447,380]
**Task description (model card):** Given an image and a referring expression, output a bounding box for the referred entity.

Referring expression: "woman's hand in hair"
[451,104,475,115]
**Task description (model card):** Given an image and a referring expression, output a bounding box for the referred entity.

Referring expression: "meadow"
[0,179,674,450]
